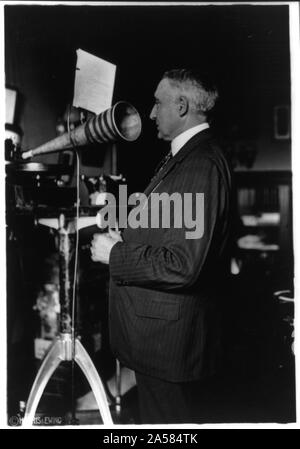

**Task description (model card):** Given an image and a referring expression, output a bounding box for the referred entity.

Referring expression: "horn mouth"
[112,101,142,142]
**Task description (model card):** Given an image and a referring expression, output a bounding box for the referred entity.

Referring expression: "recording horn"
[21,101,142,160]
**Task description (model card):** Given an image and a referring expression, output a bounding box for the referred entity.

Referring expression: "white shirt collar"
[171,123,210,156]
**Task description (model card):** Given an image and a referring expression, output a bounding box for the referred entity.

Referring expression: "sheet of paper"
[6,88,17,124]
[73,49,116,114]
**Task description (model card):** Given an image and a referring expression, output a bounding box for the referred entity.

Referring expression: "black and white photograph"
[2,1,299,429]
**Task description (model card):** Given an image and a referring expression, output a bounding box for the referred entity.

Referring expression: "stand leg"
[115,359,121,415]
[75,339,113,425]
[22,338,62,427]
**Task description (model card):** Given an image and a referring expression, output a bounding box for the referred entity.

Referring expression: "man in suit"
[91,69,232,423]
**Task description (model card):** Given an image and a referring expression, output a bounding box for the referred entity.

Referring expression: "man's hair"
[162,69,219,114]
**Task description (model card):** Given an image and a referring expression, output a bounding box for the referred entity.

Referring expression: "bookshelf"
[234,171,292,256]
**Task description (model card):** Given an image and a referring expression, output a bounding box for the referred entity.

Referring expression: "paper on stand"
[73,49,116,115]
[6,88,17,124]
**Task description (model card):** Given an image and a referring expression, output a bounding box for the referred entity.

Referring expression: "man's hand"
[90,229,123,264]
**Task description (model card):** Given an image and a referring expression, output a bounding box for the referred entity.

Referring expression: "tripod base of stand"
[22,333,113,426]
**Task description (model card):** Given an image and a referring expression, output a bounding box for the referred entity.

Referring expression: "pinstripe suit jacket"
[108,129,232,382]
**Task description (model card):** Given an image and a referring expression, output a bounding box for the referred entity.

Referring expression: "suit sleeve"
[109,156,227,290]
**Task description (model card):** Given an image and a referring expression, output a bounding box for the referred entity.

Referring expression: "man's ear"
[178,96,188,116]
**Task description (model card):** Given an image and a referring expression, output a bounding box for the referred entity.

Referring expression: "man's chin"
[156,129,169,141]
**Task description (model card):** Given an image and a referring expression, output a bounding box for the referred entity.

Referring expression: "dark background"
[4,3,295,425]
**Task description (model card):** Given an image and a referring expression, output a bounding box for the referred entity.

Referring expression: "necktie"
[151,150,173,181]
[144,150,173,197]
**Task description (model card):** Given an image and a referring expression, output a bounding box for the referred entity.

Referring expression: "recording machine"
[6,102,142,425]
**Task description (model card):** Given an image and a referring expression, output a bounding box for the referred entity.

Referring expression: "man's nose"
[149,105,156,120]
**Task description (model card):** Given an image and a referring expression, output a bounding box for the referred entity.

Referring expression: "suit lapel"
[144,129,212,197]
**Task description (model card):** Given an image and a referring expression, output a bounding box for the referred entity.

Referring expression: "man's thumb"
[109,228,122,240]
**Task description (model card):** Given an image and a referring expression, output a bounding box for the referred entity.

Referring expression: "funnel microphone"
[22,101,142,160]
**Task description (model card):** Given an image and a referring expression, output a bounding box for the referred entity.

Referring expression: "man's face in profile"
[150,78,181,141]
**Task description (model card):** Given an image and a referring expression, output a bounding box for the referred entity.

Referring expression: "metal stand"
[23,214,113,426]
[115,359,121,415]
